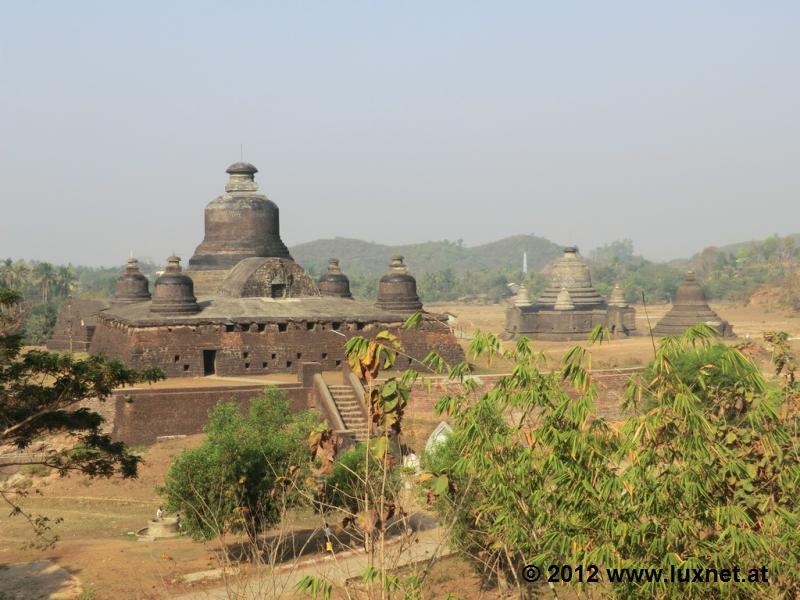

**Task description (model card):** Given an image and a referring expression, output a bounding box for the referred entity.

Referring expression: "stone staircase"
[327,384,369,442]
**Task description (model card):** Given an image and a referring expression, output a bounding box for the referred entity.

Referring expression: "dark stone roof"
[70,299,110,326]
[226,162,258,175]
[100,296,421,327]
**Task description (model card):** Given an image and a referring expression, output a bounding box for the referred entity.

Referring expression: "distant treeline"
[0,259,159,344]
[305,236,800,307]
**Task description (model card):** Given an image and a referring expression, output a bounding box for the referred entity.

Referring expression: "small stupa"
[375,256,423,312]
[318,258,353,298]
[553,287,575,311]
[653,271,734,337]
[534,247,605,309]
[608,283,627,307]
[514,285,532,307]
[113,257,151,304]
[150,256,201,315]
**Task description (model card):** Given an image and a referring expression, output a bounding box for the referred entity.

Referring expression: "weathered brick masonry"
[90,317,462,378]
[101,383,310,446]
[51,162,465,380]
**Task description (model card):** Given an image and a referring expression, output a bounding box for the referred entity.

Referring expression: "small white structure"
[425,422,454,455]
[402,452,420,471]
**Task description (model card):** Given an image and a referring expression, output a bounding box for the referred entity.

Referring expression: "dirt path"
[25,495,154,504]
[172,527,448,599]
[0,560,83,600]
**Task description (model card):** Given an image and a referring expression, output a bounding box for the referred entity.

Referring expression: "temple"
[653,271,735,337]
[503,246,636,340]
[49,163,464,377]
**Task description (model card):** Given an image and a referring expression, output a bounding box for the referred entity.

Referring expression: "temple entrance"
[203,350,217,375]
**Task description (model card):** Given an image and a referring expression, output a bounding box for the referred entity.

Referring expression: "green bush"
[161,387,320,541]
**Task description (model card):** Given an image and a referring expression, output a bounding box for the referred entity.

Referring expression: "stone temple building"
[653,271,735,337]
[504,246,636,341]
[46,297,110,352]
[53,162,464,378]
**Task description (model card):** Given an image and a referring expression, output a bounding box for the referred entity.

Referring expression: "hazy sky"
[1,1,798,267]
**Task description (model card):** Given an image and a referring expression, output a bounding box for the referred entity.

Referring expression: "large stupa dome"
[188,162,292,271]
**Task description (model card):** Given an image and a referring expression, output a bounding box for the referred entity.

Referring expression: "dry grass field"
[433,301,800,372]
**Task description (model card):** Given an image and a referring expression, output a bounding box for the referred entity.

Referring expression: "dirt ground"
[0,436,216,599]
[0,437,493,600]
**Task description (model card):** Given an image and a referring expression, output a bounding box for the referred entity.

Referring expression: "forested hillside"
[290,234,563,277]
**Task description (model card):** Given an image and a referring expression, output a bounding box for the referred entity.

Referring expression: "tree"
[21,301,59,345]
[53,265,76,298]
[425,326,800,598]
[297,320,434,600]
[0,258,13,288]
[0,289,163,546]
[590,238,638,267]
[2,260,30,291]
[161,388,319,542]
[425,330,620,593]
[32,262,57,303]
[321,442,400,516]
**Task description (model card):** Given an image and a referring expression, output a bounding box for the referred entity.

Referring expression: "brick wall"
[89,367,638,448]
[90,318,464,378]
[95,383,313,446]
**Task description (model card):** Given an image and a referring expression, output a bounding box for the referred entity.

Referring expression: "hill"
[290,234,563,277]
[678,233,800,264]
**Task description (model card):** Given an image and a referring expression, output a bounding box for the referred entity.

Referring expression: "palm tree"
[54,265,76,298]
[0,259,13,288]
[6,261,30,292]
[33,262,56,303]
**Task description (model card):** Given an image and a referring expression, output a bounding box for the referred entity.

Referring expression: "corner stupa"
[653,272,734,337]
